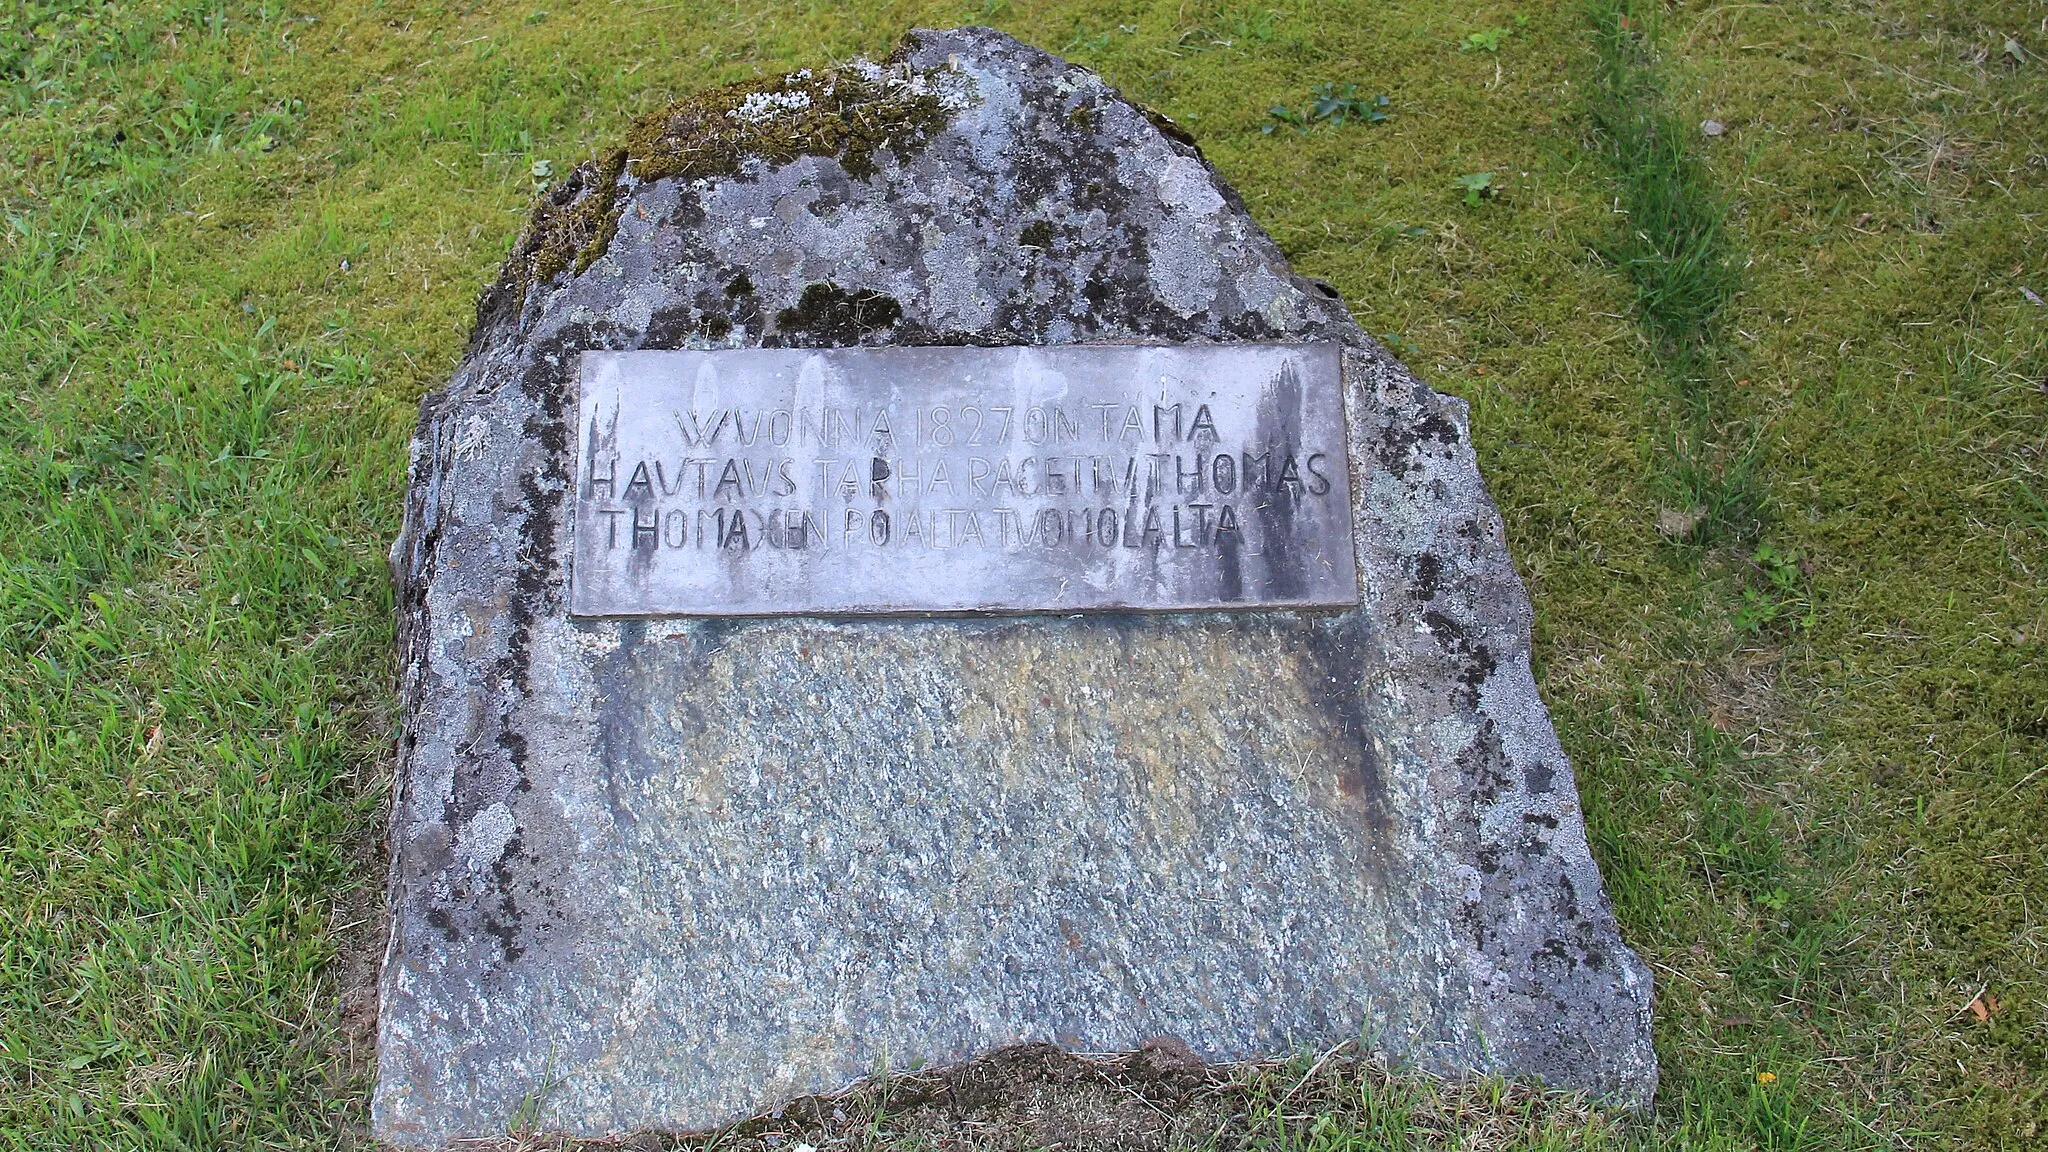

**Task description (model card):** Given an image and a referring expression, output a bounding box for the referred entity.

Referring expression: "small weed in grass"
[1732,545,1813,635]
[1264,83,1389,134]
[1380,332,1422,359]
[1311,82,1390,124]
[1460,19,1527,53]
[1455,171,1496,206]
[1263,103,1308,133]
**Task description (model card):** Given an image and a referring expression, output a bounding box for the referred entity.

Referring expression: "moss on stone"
[524,149,626,290]
[515,51,971,303]
[622,56,968,185]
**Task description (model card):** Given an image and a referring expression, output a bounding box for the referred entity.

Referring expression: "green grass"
[1585,0,1754,539]
[1,0,2043,1148]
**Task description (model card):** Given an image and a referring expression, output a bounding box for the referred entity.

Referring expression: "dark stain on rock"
[1460,720,1514,806]
[1422,609,1495,707]
[494,323,588,709]
[1301,616,1393,850]
[485,834,529,963]
[1410,552,1444,601]
[770,282,904,346]
[1414,406,1462,447]
[426,907,460,943]
[1251,359,1306,599]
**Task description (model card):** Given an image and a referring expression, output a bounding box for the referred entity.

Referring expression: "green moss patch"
[524,148,626,288]
[516,50,972,299]
[623,54,969,184]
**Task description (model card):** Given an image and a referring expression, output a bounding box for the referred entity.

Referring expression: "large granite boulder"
[378,26,1656,1148]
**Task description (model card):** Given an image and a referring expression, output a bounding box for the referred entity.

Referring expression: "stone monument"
[378,27,1656,1148]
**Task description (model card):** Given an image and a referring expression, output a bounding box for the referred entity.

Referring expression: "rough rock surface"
[378,26,1656,1148]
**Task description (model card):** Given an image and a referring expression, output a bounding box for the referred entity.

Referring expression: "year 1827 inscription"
[569,344,1356,616]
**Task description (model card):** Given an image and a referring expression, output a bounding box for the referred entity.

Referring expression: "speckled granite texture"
[378,26,1656,1148]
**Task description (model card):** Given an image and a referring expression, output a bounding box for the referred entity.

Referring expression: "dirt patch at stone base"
[450,1043,1622,1152]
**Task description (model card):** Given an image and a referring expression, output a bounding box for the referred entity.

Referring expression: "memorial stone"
[378,27,1657,1148]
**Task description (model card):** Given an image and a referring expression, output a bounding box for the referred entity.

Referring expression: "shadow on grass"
[1583,0,1754,544]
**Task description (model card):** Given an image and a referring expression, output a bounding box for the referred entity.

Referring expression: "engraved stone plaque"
[570,343,1357,616]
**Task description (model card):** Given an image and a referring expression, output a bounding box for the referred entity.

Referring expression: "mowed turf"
[1,0,2042,1148]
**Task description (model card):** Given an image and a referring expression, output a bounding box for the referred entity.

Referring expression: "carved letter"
[1211,452,1236,494]
[1153,403,1182,443]
[714,459,745,502]
[624,461,654,499]
[1241,450,1271,490]
[588,454,617,498]
[1305,452,1332,496]
[1215,503,1242,543]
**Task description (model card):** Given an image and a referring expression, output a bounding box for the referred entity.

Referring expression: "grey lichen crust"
[380,26,1656,1148]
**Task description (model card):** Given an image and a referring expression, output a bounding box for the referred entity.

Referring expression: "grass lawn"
[2,0,2043,1147]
